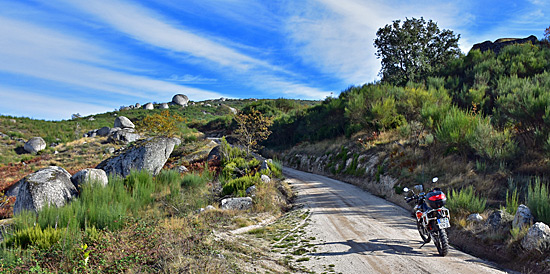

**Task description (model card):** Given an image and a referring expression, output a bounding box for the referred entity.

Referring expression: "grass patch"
[447,185,487,216]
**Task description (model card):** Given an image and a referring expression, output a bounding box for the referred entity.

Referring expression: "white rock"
[114,116,135,129]
[24,137,46,154]
[521,222,550,253]
[513,204,534,229]
[143,103,154,110]
[71,168,109,188]
[261,174,271,183]
[221,197,253,210]
[172,94,189,107]
[467,213,484,222]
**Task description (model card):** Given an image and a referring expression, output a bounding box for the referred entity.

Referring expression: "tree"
[545,25,550,40]
[138,110,185,137]
[374,17,461,86]
[234,108,273,155]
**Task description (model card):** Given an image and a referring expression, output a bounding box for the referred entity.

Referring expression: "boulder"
[221,197,253,210]
[260,160,270,172]
[246,185,257,196]
[513,204,534,229]
[107,128,141,144]
[135,103,141,109]
[467,213,484,223]
[521,222,550,253]
[486,210,513,230]
[207,145,221,162]
[97,126,111,136]
[261,174,271,183]
[13,166,78,214]
[470,35,538,54]
[177,165,189,174]
[114,116,135,129]
[71,168,108,188]
[143,103,154,110]
[96,137,178,177]
[172,94,189,107]
[24,137,46,154]
[160,103,169,109]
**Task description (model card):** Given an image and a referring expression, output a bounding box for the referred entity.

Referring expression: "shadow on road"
[309,238,432,257]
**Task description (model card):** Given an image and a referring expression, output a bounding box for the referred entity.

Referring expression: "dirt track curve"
[284,167,513,274]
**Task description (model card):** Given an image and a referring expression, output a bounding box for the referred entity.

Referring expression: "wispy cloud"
[0,15,227,118]
[0,87,108,120]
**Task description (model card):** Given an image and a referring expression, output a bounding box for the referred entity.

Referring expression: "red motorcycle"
[403,178,450,256]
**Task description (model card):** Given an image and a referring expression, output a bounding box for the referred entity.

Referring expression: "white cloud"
[0,87,109,120]
[0,16,226,109]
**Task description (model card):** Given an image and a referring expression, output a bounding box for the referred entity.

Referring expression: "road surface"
[284,167,511,274]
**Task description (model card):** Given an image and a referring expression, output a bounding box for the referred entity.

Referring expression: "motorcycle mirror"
[432,177,439,183]
[403,187,409,193]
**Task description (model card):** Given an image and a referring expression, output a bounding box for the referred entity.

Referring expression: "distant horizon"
[1,0,548,120]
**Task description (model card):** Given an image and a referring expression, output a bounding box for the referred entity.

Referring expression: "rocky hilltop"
[470,35,538,54]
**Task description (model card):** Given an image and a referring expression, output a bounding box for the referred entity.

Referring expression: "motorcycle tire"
[417,220,431,243]
[433,229,449,256]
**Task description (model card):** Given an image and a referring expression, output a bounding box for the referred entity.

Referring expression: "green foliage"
[4,226,64,249]
[504,188,520,215]
[222,174,261,197]
[527,178,550,225]
[435,107,479,152]
[447,186,487,215]
[374,17,461,86]
[181,172,209,188]
[138,110,185,137]
[234,108,273,155]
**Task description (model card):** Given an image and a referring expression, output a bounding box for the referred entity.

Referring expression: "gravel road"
[284,167,512,274]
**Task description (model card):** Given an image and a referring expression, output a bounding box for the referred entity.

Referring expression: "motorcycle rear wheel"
[433,229,449,256]
[417,220,431,243]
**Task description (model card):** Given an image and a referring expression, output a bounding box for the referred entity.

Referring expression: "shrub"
[503,188,520,215]
[138,110,185,137]
[182,172,208,188]
[4,226,64,249]
[222,175,260,197]
[469,119,517,160]
[447,185,487,215]
[527,178,550,224]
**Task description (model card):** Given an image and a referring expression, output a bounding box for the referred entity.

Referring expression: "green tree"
[545,25,550,40]
[234,108,273,155]
[138,110,185,137]
[374,17,461,86]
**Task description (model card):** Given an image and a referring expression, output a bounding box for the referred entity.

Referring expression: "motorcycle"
[403,178,451,256]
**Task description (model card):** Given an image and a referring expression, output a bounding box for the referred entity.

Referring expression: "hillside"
[1,40,550,272]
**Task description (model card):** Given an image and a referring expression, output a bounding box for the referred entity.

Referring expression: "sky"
[0,0,548,120]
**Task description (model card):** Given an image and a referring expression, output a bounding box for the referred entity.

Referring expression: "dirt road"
[284,167,511,274]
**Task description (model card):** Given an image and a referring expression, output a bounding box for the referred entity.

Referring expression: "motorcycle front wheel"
[417,220,431,243]
[433,229,449,256]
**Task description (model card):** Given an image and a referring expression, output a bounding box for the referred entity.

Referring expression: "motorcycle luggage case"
[426,190,447,209]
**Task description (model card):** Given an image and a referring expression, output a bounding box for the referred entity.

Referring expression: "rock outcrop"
[521,222,550,253]
[107,128,140,144]
[24,137,46,154]
[71,168,109,188]
[160,103,169,109]
[97,126,111,137]
[486,210,513,230]
[143,103,154,110]
[221,197,253,210]
[513,204,534,229]
[13,166,78,214]
[470,35,537,54]
[96,137,178,177]
[172,94,189,107]
[114,116,135,129]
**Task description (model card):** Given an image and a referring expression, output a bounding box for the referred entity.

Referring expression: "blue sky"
[0,0,548,120]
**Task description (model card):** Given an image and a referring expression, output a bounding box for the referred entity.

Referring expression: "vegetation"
[137,110,185,137]
[527,178,550,225]
[446,186,487,216]
[374,17,461,86]
[234,108,273,155]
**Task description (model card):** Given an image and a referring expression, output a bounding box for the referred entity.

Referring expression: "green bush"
[527,178,550,224]
[182,172,208,188]
[222,175,261,197]
[435,107,478,152]
[503,188,520,215]
[447,185,487,215]
[4,226,64,249]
